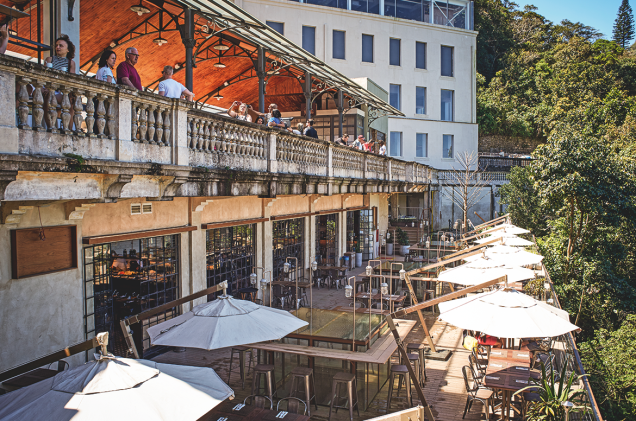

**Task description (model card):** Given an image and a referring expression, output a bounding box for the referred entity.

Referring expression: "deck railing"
[1,56,432,185]
[479,155,533,172]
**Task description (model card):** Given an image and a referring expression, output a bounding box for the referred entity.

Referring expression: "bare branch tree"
[440,151,494,230]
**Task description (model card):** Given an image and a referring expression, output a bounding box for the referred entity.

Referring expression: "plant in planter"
[396,228,411,256]
[355,241,363,267]
[514,355,588,421]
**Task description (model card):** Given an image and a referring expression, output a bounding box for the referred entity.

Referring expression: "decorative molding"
[0,170,18,201]
[104,174,134,202]
[149,176,189,201]
[64,200,98,220]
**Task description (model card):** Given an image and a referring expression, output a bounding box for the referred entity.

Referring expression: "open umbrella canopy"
[438,287,578,338]
[480,223,530,236]
[0,356,233,421]
[464,245,544,267]
[438,257,536,286]
[474,232,534,247]
[148,295,308,350]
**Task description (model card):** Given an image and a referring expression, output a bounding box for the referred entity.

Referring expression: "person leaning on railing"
[96,50,117,84]
[268,109,286,129]
[158,66,194,101]
[42,34,77,129]
[117,47,142,91]
[303,119,318,139]
[379,140,386,156]
[0,24,8,55]
[228,101,252,122]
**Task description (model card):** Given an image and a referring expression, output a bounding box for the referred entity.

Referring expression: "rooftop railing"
[478,156,533,172]
[1,56,432,186]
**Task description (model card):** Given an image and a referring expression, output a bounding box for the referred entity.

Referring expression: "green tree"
[613,0,635,48]
[474,0,516,82]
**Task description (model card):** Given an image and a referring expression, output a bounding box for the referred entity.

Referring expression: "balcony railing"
[1,56,432,186]
[478,156,533,172]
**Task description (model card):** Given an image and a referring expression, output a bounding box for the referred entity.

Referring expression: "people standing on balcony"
[158,66,194,101]
[43,35,77,129]
[0,25,8,55]
[379,140,387,156]
[268,109,286,129]
[96,50,117,84]
[335,133,349,146]
[351,135,363,150]
[228,101,253,122]
[293,122,304,135]
[366,139,376,153]
[304,119,318,139]
[254,115,265,125]
[117,47,142,91]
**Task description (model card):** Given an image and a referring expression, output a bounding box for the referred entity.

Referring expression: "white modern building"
[236,0,478,171]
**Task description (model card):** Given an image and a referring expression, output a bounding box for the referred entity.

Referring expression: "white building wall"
[240,0,478,170]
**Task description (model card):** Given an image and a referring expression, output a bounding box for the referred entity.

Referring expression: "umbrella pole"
[403,273,437,353]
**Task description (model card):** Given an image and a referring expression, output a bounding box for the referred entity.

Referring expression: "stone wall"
[479,135,544,155]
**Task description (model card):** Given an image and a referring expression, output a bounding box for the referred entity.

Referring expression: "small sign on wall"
[10,226,77,279]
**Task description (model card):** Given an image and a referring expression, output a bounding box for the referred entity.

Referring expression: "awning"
[174,0,403,116]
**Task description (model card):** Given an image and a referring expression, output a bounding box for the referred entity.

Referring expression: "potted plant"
[386,233,394,255]
[396,227,410,256]
[355,241,363,267]
[514,356,588,421]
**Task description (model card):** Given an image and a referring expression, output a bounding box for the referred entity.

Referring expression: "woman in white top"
[379,140,387,156]
[228,101,253,122]
[96,50,117,84]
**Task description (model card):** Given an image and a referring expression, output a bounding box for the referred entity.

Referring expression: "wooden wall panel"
[11,226,78,279]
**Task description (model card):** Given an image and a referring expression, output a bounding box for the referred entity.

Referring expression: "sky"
[519,0,631,39]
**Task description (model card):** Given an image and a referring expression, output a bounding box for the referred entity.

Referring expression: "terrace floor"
[152,259,488,421]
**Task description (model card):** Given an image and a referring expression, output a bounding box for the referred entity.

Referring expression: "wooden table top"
[354,292,406,302]
[2,368,58,389]
[488,349,532,362]
[333,306,389,315]
[316,266,347,271]
[271,281,313,288]
[202,405,310,421]
[483,351,538,392]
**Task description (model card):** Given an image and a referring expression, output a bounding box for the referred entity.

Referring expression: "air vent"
[130,203,142,215]
[142,203,153,214]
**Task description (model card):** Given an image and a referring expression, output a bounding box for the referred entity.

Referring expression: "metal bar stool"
[227,346,254,389]
[407,342,427,383]
[251,364,276,403]
[400,352,422,390]
[328,372,359,421]
[387,365,412,411]
[289,367,318,416]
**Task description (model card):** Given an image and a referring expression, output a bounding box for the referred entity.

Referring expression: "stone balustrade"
[0,56,433,189]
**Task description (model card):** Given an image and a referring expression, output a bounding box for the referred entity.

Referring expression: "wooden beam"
[82,226,197,245]
[462,213,509,237]
[202,218,268,229]
[405,248,484,277]
[403,273,437,353]
[439,237,501,261]
[271,212,314,220]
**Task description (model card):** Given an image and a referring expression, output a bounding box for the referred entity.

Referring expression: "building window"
[434,1,466,27]
[441,45,454,77]
[83,235,180,357]
[351,0,380,15]
[266,21,284,35]
[273,218,305,282]
[441,89,454,121]
[416,133,428,157]
[333,30,346,59]
[389,38,401,66]
[389,84,401,110]
[385,0,431,22]
[307,0,347,9]
[302,26,316,55]
[206,225,256,295]
[416,87,426,114]
[316,214,338,266]
[362,34,374,63]
[443,134,454,158]
[389,131,402,157]
[416,42,426,69]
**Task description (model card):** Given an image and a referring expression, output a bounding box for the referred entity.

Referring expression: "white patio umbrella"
[464,245,544,267]
[480,223,530,236]
[438,257,536,286]
[148,294,308,350]
[438,287,578,338]
[0,337,233,421]
[474,232,534,247]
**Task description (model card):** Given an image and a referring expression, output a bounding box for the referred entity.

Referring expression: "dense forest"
[474,1,636,419]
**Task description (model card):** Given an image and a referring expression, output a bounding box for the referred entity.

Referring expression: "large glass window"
[307,0,347,9]
[441,45,454,77]
[333,30,346,59]
[316,214,338,266]
[84,235,180,357]
[302,26,316,55]
[385,0,431,22]
[351,0,380,14]
[441,89,454,121]
[389,131,402,157]
[416,42,426,69]
[266,21,284,35]
[312,114,361,142]
[443,134,454,158]
[362,34,374,63]
[416,87,426,114]
[273,218,305,281]
[434,1,466,27]
[206,225,256,295]
[346,209,375,260]
[389,84,401,110]
[416,133,428,157]
[389,38,401,66]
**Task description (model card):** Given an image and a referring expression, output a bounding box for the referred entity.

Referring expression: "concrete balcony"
[0,56,433,203]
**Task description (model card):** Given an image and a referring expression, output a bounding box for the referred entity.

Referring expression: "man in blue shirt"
[268,109,286,128]
[303,119,318,139]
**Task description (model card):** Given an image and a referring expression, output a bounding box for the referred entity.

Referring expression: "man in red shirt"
[117,47,142,90]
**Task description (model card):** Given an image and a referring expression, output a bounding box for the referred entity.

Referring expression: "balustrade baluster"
[59,87,72,133]
[198,119,206,151]
[130,102,139,141]
[85,92,96,137]
[32,81,45,131]
[187,117,193,149]
[155,107,164,146]
[138,104,148,142]
[147,107,156,144]
[192,119,200,150]
[106,96,115,139]
[95,94,106,137]
[162,110,171,146]
[73,89,84,136]
[203,120,211,153]
[220,123,228,153]
[17,77,30,129]
[46,83,58,133]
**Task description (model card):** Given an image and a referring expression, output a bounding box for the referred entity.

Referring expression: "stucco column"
[115,92,134,161]
[187,211,205,310]
[267,132,278,173]
[0,70,18,154]
[304,215,312,279]
[339,210,347,259]
[173,101,190,166]
[255,221,264,301]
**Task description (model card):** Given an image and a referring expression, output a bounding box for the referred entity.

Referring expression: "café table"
[2,368,58,391]
[202,403,310,421]
[237,287,258,302]
[483,350,537,420]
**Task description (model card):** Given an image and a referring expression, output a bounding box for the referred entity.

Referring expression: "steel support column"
[257,46,266,113]
[337,89,344,137]
[304,71,312,120]
[182,8,195,91]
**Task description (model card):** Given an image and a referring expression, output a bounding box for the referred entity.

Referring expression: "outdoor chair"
[462,365,494,420]
[243,394,273,410]
[276,397,307,415]
[471,349,488,373]
[469,353,486,380]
